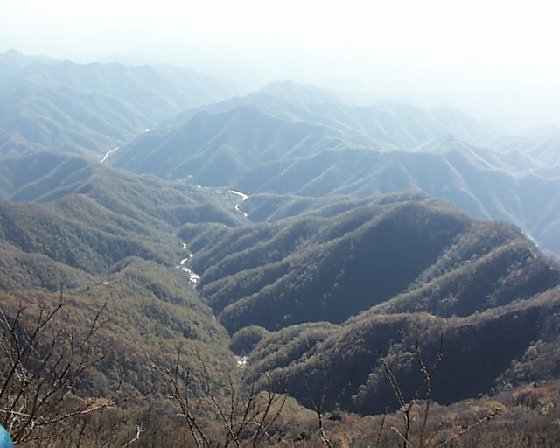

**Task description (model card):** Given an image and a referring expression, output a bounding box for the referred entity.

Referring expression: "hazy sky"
[2,0,560,129]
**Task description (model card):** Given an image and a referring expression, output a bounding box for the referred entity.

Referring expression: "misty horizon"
[2,1,560,132]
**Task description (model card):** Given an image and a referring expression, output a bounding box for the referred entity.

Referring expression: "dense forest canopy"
[1,50,560,446]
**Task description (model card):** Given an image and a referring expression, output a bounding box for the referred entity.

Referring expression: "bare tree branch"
[0,288,109,444]
[153,350,286,447]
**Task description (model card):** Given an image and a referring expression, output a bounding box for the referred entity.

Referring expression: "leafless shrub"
[303,368,334,448]
[153,348,287,447]
[0,287,112,445]
[380,333,501,447]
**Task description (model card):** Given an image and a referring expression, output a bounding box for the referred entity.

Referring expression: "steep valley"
[2,51,560,446]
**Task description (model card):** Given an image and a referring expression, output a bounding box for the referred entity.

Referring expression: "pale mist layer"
[1,0,559,132]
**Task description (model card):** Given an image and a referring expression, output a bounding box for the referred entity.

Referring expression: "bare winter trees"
[0,288,111,445]
[154,349,287,447]
[380,334,502,448]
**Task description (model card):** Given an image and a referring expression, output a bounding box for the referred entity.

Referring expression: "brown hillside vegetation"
[1,151,560,446]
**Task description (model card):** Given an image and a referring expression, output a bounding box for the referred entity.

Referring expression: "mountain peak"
[0,49,49,67]
[2,48,23,58]
[0,49,29,65]
[252,80,340,105]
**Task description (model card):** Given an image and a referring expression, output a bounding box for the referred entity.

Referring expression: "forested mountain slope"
[3,57,560,444]
[0,50,236,158]
[185,193,560,333]
[490,129,560,174]
[0,151,248,397]
[175,190,560,415]
[111,81,494,183]
[244,288,560,415]
[109,82,560,257]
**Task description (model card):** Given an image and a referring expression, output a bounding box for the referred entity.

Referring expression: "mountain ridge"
[0,50,238,158]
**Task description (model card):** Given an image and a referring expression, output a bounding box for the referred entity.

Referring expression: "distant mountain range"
[108,81,560,256]
[0,50,238,158]
[111,80,497,183]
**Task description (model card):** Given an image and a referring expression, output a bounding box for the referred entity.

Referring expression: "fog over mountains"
[2,50,560,445]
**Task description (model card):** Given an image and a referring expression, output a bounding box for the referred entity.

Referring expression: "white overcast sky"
[2,0,560,129]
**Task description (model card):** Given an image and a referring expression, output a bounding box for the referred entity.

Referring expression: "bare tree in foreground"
[303,368,334,448]
[154,349,287,447]
[0,288,113,445]
[380,334,502,448]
